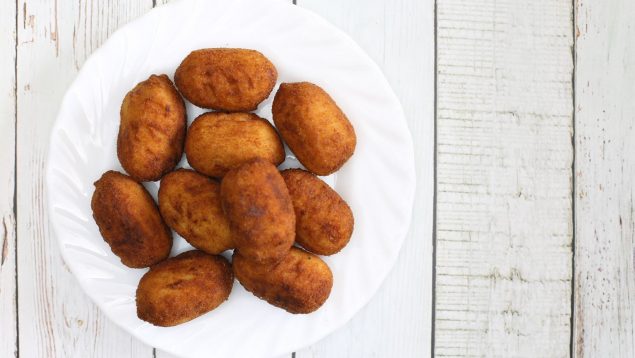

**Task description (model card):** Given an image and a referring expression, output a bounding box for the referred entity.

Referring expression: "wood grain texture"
[16,0,154,357]
[574,0,635,356]
[435,0,574,356]
[0,0,17,357]
[294,0,434,357]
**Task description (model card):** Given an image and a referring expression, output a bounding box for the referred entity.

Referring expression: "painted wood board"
[573,0,635,356]
[435,0,574,356]
[15,0,155,357]
[293,0,434,357]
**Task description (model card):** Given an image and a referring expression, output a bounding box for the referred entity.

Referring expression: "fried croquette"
[118,74,186,182]
[220,159,295,264]
[174,48,277,111]
[233,247,333,314]
[136,250,233,327]
[281,169,354,255]
[158,169,234,255]
[272,82,356,176]
[91,170,172,268]
[185,112,285,178]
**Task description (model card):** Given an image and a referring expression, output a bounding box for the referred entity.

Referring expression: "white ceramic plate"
[46,0,416,357]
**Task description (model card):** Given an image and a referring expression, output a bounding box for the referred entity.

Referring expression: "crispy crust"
[158,169,234,254]
[233,247,333,314]
[136,250,233,327]
[281,169,354,255]
[185,112,285,178]
[220,159,295,264]
[117,74,187,182]
[174,48,277,111]
[272,82,356,175]
[91,171,172,268]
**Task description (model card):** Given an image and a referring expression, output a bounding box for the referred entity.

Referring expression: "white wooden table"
[0,0,632,357]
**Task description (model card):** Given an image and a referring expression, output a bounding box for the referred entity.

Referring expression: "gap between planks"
[569,0,577,355]
[432,0,439,356]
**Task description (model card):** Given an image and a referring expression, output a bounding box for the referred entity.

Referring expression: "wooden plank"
[435,0,574,356]
[0,0,17,357]
[152,0,294,357]
[573,0,635,356]
[16,1,154,357]
[293,0,434,357]
[152,3,295,357]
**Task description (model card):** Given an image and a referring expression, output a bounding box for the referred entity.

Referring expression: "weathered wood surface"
[435,0,574,356]
[573,0,635,356]
[15,1,155,357]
